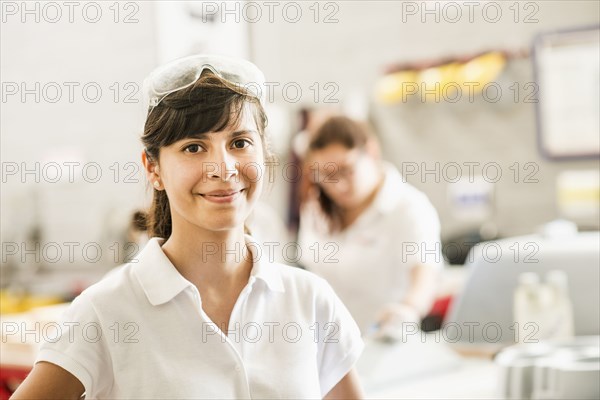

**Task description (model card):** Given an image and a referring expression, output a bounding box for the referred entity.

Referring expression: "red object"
[429,295,453,318]
[0,365,31,399]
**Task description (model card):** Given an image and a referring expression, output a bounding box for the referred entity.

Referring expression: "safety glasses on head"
[142,54,267,117]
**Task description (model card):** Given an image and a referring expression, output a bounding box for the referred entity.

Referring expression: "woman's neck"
[340,170,386,230]
[160,222,252,290]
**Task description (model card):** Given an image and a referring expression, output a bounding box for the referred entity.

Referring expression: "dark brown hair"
[141,70,274,239]
[309,116,371,151]
[303,116,376,232]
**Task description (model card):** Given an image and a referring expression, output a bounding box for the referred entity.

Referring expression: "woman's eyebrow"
[185,132,209,141]
[230,130,258,138]
[183,130,257,142]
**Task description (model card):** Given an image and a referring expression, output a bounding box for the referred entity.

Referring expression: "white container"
[495,336,600,400]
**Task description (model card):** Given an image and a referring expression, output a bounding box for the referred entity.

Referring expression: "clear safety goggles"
[142,54,267,116]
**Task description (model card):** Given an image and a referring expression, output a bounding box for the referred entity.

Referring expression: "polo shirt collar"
[132,237,192,306]
[132,235,284,306]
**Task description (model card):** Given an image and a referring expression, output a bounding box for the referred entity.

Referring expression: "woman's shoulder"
[73,263,139,308]
[272,261,316,279]
[267,261,335,297]
[46,263,139,328]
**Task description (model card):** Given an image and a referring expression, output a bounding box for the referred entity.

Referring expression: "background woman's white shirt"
[35,236,363,399]
[298,162,444,333]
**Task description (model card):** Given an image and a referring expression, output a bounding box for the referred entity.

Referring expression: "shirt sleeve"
[34,293,113,397]
[314,277,364,398]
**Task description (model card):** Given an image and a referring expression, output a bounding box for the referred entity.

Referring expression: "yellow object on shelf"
[0,290,64,314]
[375,70,418,104]
[455,51,507,94]
[375,51,507,104]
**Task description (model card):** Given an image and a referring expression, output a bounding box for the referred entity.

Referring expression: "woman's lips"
[199,189,246,204]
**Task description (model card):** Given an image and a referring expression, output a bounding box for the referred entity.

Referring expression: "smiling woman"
[140,62,274,239]
[11,55,365,400]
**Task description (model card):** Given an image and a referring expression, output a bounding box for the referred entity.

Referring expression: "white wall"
[251,1,599,100]
[249,1,600,239]
[1,2,158,268]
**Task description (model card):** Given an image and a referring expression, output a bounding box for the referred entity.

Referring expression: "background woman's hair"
[302,116,375,232]
[140,70,275,239]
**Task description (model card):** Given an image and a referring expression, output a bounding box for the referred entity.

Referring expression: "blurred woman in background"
[298,116,444,337]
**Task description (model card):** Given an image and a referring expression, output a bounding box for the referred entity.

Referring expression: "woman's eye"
[232,139,251,149]
[184,144,203,153]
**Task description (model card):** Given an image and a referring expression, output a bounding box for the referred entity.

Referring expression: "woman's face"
[309,143,381,210]
[151,104,265,233]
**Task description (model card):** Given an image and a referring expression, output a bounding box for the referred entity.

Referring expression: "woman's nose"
[206,149,239,182]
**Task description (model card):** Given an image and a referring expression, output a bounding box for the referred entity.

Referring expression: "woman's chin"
[201,217,247,233]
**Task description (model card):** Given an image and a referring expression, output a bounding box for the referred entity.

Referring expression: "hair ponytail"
[147,189,172,239]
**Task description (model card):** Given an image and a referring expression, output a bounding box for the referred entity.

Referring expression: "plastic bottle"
[544,270,575,340]
[513,271,575,344]
[513,272,542,344]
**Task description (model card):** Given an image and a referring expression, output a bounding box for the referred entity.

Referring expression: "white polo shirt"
[35,236,363,399]
[298,162,444,333]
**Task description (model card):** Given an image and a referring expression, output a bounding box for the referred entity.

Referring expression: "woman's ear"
[141,149,160,185]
